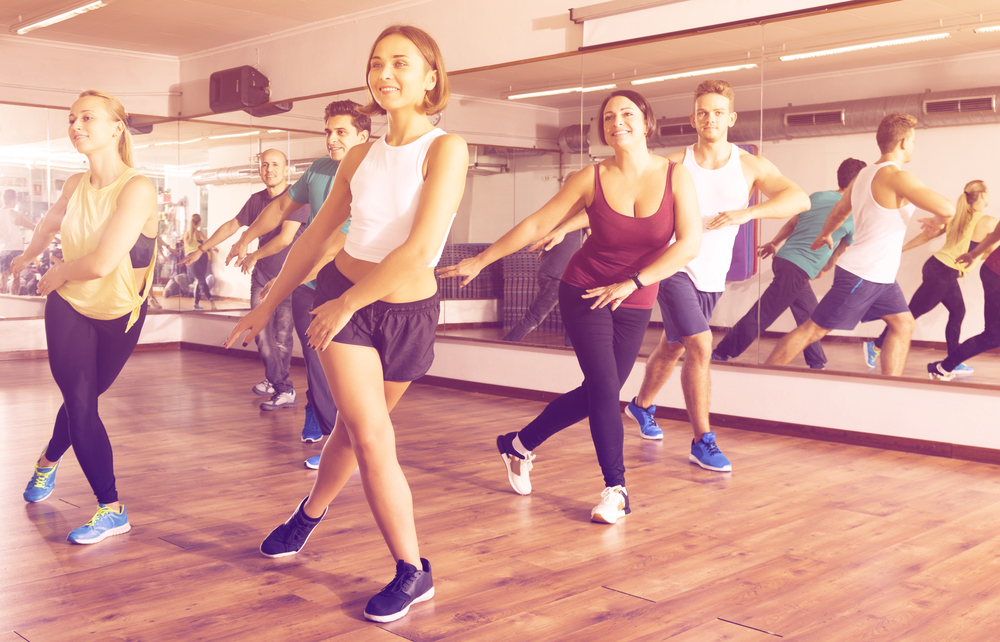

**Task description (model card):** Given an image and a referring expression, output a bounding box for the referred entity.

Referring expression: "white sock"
[512,434,530,457]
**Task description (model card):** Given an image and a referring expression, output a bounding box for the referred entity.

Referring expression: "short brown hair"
[694,80,735,111]
[876,113,917,153]
[324,100,371,135]
[361,25,450,117]
[597,90,655,145]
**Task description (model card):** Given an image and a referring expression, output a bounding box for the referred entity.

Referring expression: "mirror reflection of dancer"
[929,185,1000,380]
[438,90,701,524]
[712,158,867,370]
[766,113,954,375]
[226,25,467,623]
[226,101,370,456]
[183,213,216,310]
[867,181,996,374]
[13,90,158,544]
[1,189,35,294]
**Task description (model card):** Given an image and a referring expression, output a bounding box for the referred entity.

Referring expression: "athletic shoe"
[808,363,827,370]
[252,380,274,396]
[23,456,59,503]
[301,405,323,443]
[953,363,975,375]
[260,497,326,558]
[260,390,297,411]
[304,455,321,469]
[67,504,131,544]
[863,341,880,368]
[710,350,729,362]
[690,431,732,472]
[590,485,631,524]
[192,304,204,310]
[364,558,435,623]
[927,361,956,381]
[625,397,662,440]
[497,432,534,495]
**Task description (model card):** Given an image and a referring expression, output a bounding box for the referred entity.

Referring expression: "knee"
[680,333,712,361]
[889,315,915,336]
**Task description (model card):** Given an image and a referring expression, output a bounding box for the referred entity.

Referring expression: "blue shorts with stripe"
[810,266,909,331]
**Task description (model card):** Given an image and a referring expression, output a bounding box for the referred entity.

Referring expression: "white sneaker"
[497,433,534,495]
[252,380,274,397]
[591,486,630,524]
[260,390,297,411]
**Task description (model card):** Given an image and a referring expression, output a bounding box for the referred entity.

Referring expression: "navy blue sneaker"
[301,405,322,443]
[67,504,131,544]
[260,497,326,558]
[364,558,435,623]
[625,397,662,440]
[24,456,59,503]
[690,431,732,472]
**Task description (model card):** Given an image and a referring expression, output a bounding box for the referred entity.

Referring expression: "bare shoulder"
[62,173,85,196]
[427,133,469,163]
[337,140,377,180]
[121,172,156,197]
[739,150,778,175]
[664,149,686,163]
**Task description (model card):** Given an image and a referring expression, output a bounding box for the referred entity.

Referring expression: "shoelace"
[84,506,115,527]
[382,567,417,595]
[599,486,625,507]
[31,466,55,488]
[705,441,722,456]
[520,452,535,473]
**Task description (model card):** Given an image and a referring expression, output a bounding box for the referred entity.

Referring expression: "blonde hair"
[945,180,988,246]
[361,25,450,117]
[184,214,201,248]
[78,89,134,167]
[694,80,735,111]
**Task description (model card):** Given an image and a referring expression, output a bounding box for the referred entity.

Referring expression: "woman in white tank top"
[227,25,467,623]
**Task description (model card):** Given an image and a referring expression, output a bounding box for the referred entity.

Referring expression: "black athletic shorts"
[313,261,439,382]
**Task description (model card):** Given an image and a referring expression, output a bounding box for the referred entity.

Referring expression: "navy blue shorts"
[810,266,909,331]
[656,272,723,342]
[313,262,440,382]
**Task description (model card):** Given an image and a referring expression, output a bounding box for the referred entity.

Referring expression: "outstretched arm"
[708,155,810,229]
[812,186,854,251]
[893,171,954,232]
[902,227,944,252]
[818,238,851,278]
[10,175,79,276]
[179,217,241,266]
[437,166,593,286]
[957,223,1000,268]
[527,211,590,252]
[225,192,303,265]
[238,220,302,274]
[759,215,799,259]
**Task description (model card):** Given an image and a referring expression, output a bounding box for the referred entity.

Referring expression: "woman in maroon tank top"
[438,90,701,524]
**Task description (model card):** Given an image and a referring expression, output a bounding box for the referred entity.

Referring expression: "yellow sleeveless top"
[935,210,986,276]
[58,168,155,330]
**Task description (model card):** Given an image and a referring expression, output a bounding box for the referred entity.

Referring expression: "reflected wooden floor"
[441,325,1000,385]
[6,350,1000,641]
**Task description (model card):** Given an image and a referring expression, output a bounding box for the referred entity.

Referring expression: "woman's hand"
[9,253,32,277]
[528,228,566,252]
[259,277,276,301]
[224,306,271,348]
[582,279,637,310]
[306,297,354,351]
[225,234,250,266]
[178,249,202,267]
[435,256,483,287]
[37,256,67,296]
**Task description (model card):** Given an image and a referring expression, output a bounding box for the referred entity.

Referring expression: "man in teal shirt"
[229,101,370,457]
[712,158,866,369]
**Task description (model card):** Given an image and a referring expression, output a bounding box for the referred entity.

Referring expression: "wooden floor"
[6,350,1000,641]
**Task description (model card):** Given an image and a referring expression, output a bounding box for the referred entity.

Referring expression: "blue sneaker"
[23,456,59,503]
[690,432,732,472]
[625,397,662,440]
[301,405,322,443]
[711,350,728,362]
[863,341,880,368]
[67,504,131,544]
[304,454,321,469]
[953,362,974,375]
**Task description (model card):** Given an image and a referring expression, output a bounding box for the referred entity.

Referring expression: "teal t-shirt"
[776,190,854,279]
[287,156,348,289]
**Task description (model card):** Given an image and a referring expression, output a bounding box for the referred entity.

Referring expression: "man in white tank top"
[766,113,954,375]
[626,80,810,473]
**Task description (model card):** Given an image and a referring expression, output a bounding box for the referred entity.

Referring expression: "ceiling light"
[507,83,617,101]
[631,63,758,86]
[10,0,116,35]
[208,131,261,140]
[974,25,1000,34]
[780,32,950,62]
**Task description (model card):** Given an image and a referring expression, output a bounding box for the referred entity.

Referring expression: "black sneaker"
[363,558,435,623]
[927,361,956,382]
[259,497,326,558]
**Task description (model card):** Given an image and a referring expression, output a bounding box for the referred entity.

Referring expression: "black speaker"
[209,66,271,113]
[245,101,293,118]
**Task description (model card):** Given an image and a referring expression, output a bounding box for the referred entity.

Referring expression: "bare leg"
[678,331,713,439]
[880,312,914,376]
[315,342,419,566]
[635,333,685,408]
[766,320,831,366]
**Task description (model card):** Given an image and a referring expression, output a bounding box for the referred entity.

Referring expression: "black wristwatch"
[628,271,644,289]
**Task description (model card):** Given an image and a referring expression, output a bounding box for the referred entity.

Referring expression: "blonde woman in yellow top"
[11,90,158,544]
[865,180,996,373]
[182,212,216,309]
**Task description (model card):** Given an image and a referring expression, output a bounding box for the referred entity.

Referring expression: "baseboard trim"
[414,374,1000,466]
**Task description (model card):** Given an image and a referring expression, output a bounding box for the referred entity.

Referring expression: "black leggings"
[518,281,651,489]
[876,256,964,352]
[43,292,147,504]
[188,253,212,305]
[943,266,1000,371]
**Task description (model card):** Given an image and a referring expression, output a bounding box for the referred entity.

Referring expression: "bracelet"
[628,271,644,290]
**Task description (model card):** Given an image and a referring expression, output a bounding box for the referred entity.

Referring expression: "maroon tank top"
[562,161,676,309]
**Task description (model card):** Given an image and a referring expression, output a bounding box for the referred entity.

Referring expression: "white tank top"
[838,161,917,284]
[680,143,750,292]
[345,128,455,267]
